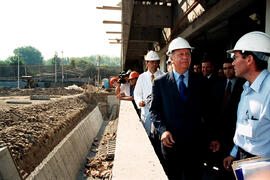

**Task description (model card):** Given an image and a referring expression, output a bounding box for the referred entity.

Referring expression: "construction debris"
[0,87,115,178]
[83,118,118,180]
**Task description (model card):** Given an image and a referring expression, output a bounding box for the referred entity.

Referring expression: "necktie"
[225,81,232,96]
[151,74,155,83]
[178,75,187,101]
[221,81,232,113]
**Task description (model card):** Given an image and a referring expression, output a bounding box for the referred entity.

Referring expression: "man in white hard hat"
[150,37,211,179]
[134,50,164,136]
[223,31,270,172]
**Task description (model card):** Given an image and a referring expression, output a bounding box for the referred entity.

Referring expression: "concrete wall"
[26,106,104,180]
[112,100,168,180]
[0,147,21,180]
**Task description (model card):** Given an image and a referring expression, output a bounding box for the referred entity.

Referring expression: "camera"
[118,70,131,84]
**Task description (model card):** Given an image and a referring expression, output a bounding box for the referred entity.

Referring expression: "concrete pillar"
[0,147,21,180]
[266,0,270,70]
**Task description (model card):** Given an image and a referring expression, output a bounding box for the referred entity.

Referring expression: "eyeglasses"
[232,54,245,61]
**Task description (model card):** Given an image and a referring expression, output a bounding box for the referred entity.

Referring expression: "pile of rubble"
[83,118,118,180]
[0,86,84,96]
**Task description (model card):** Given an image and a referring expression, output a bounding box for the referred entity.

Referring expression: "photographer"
[115,71,139,101]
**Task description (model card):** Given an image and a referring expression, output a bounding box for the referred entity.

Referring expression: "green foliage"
[0,48,121,80]
[88,55,120,66]
[68,57,94,67]
[0,60,8,65]
[14,46,44,65]
[6,56,24,65]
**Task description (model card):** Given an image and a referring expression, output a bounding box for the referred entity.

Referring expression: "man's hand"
[116,92,125,99]
[209,140,221,152]
[161,131,175,148]
[139,101,145,107]
[223,155,235,171]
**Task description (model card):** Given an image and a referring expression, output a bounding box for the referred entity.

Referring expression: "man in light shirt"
[134,50,164,136]
[223,31,270,172]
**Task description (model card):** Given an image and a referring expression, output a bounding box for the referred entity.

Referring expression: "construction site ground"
[0,86,115,179]
[77,117,118,180]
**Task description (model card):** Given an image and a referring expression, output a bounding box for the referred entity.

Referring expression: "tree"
[14,46,44,65]
[0,60,8,65]
[7,56,24,65]
[46,56,61,66]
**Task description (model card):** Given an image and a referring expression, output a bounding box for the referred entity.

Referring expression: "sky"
[0,0,121,60]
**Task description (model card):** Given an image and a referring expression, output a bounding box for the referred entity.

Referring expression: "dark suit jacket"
[149,71,210,146]
[210,78,244,148]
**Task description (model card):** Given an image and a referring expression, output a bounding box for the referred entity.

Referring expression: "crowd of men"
[111,31,270,180]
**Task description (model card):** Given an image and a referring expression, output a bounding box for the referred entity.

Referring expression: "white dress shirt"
[134,70,164,135]
[120,82,131,96]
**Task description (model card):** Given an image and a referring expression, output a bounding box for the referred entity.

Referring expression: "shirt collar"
[172,69,189,80]
[227,77,237,85]
[147,70,160,76]
[244,69,268,93]
[207,73,212,79]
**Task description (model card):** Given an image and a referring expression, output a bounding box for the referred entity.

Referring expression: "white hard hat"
[227,31,270,61]
[166,37,194,56]
[145,50,160,61]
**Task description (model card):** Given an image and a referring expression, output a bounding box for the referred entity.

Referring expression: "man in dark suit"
[211,58,244,149]
[203,58,244,180]
[201,59,220,87]
[149,37,211,180]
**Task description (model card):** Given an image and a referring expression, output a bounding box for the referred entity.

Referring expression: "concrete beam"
[132,4,171,28]
[122,0,134,70]
[179,0,255,40]
[159,0,256,56]
[96,6,121,10]
[103,20,121,24]
[266,0,270,35]
[112,100,168,180]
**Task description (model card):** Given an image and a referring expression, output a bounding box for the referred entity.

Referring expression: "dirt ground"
[0,86,114,179]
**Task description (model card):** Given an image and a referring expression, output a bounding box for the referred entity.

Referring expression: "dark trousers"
[149,133,168,173]
[161,142,203,180]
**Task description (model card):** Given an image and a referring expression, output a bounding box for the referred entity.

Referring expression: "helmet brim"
[226,49,234,53]
[166,47,194,56]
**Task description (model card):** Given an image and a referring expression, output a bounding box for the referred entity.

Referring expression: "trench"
[0,88,119,180]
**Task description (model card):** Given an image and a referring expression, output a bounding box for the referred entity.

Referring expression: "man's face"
[171,49,191,72]
[146,60,159,73]
[129,78,137,86]
[232,51,248,78]
[202,62,213,77]
[223,62,235,79]
[193,64,201,73]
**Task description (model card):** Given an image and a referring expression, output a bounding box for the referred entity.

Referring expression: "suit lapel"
[168,71,181,99]
[222,79,227,94]
[187,71,196,96]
